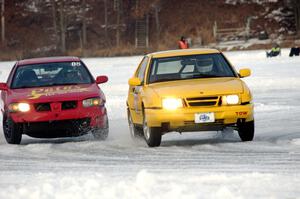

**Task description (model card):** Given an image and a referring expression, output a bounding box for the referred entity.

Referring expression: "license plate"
[195,112,215,123]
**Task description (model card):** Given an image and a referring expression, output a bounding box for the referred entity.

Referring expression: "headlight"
[8,103,30,112]
[82,98,104,107]
[162,98,183,110]
[222,95,239,105]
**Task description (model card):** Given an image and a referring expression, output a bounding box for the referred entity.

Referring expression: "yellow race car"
[127,49,254,147]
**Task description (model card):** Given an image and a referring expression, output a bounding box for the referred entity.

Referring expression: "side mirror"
[96,76,108,84]
[0,83,8,91]
[239,68,251,78]
[128,77,142,86]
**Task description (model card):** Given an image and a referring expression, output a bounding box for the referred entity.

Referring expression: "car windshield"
[11,61,94,89]
[148,53,236,84]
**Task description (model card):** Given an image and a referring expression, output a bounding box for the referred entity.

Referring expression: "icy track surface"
[0,50,300,199]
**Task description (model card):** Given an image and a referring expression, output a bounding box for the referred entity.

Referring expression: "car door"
[128,56,149,125]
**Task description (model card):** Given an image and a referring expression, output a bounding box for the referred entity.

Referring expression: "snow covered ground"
[0,49,300,199]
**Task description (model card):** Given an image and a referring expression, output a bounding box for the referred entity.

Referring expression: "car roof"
[17,56,81,66]
[148,48,220,58]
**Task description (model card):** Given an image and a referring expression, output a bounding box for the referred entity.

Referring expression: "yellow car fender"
[240,82,252,103]
[141,86,161,109]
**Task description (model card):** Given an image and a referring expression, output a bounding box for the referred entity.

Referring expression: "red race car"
[0,56,109,144]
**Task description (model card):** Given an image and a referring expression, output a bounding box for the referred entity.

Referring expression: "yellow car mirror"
[239,68,251,78]
[128,77,142,86]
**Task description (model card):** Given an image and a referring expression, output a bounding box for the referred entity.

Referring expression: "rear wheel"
[127,108,143,139]
[3,114,22,144]
[92,114,109,140]
[238,120,254,141]
[143,112,162,147]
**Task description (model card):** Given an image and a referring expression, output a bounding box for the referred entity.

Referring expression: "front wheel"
[3,114,22,144]
[238,120,254,141]
[143,113,162,147]
[92,115,109,140]
[127,108,143,139]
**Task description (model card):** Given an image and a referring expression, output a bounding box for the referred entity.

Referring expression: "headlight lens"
[222,95,239,105]
[8,103,30,112]
[162,98,183,110]
[82,98,104,107]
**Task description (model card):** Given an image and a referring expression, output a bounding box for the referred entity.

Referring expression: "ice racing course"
[0,50,300,198]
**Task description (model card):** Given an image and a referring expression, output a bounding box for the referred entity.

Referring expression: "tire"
[3,114,22,144]
[238,120,254,142]
[143,112,162,147]
[92,114,109,140]
[127,108,143,139]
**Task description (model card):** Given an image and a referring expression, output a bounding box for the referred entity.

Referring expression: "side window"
[7,64,17,85]
[136,56,149,83]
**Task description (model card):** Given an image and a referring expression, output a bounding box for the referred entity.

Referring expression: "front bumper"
[145,104,254,132]
[10,105,107,129]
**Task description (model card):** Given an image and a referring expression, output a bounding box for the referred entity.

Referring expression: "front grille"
[24,118,91,138]
[34,101,77,112]
[34,103,51,112]
[61,101,77,110]
[185,96,220,107]
[188,101,217,106]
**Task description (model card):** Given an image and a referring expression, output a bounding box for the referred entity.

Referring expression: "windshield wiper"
[192,74,223,78]
[13,85,41,89]
[48,82,81,86]
[152,78,182,83]
[13,82,81,89]
[150,74,230,84]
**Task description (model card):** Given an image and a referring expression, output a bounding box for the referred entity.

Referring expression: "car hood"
[7,84,101,103]
[148,77,244,98]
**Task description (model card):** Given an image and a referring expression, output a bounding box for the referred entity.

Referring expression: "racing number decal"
[71,62,81,67]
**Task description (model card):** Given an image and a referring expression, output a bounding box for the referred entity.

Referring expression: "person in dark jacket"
[289,43,300,57]
[178,36,189,49]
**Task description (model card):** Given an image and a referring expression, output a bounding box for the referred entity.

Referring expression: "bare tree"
[153,1,161,42]
[51,0,58,47]
[1,0,5,45]
[81,0,87,49]
[59,1,66,53]
[104,0,109,46]
[293,0,300,35]
[115,0,121,47]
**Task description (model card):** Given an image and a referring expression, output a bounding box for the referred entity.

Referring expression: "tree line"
[0,0,297,59]
[0,0,162,56]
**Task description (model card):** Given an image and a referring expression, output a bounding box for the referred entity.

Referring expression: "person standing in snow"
[178,36,189,49]
[289,47,300,57]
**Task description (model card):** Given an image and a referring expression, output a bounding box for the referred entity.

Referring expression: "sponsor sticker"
[195,112,215,123]
[28,85,89,99]
[236,111,248,116]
